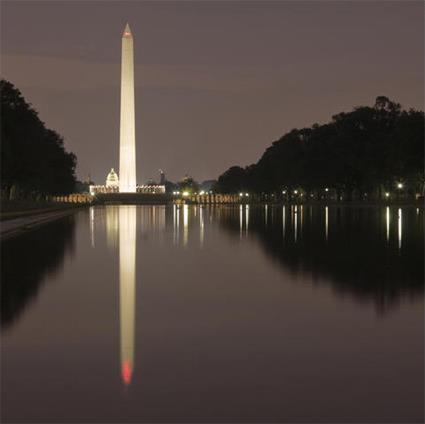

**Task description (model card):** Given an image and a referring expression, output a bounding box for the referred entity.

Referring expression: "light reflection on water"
[183,204,189,247]
[174,204,180,245]
[1,204,423,423]
[239,204,243,238]
[386,206,390,242]
[118,206,136,386]
[145,204,421,282]
[90,206,95,248]
[200,206,204,247]
[325,205,329,240]
[300,204,303,235]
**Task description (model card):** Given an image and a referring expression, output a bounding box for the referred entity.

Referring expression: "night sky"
[1,1,423,184]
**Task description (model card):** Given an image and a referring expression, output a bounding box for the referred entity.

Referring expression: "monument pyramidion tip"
[123,23,132,38]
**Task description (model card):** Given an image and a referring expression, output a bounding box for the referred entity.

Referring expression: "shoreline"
[0,206,86,241]
[0,202,87,222]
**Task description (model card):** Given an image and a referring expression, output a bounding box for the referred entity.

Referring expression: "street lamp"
[397,183,404,189]
[294,190,298,195]
[385,192,390,198]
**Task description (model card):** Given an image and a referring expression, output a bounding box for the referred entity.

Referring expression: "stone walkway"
[0,209,78,240]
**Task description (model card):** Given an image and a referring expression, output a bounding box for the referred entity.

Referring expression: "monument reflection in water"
[105,205,136,386]
[118,206,136,386]
[105,205,167,386]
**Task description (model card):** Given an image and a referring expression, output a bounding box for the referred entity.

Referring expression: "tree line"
[215,97,424,200]
[1,79,77,200]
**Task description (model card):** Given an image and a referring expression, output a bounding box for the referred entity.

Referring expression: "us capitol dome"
[106,168,119,187]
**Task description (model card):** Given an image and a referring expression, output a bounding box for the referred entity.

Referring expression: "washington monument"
[119,23,136,193]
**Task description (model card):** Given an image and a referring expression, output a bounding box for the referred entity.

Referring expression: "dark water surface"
[1,205,424,423]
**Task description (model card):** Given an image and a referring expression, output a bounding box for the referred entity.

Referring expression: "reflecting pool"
[1,205,424,423]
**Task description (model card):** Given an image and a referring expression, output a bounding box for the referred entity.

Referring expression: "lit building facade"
[106,168,119,188]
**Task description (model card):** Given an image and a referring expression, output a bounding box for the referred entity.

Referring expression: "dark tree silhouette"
[216,166,248,193]
[215,97,424,200]
[1,79,77,199]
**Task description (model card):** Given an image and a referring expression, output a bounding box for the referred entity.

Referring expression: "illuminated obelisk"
[119,23,137,193]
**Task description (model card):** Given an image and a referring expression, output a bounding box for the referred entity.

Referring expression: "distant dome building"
[90,167,165,195]
[106,168,119,187]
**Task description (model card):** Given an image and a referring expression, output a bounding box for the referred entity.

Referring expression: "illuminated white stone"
[119,23,137,193]
[106,168,119,187]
